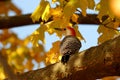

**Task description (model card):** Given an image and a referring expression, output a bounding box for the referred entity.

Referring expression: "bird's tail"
[61,54,70,64]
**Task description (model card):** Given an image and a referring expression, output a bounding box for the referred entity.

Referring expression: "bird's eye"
[63,28,66,30]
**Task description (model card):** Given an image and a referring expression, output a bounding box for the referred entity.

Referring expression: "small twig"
[101,18,120,31]
[101,24,120,31]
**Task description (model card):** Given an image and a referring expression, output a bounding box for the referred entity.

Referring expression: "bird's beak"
[54,28,66,31]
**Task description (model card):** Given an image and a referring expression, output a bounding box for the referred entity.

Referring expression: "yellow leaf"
[96,0,114,22]
[102,17,112,25]
[31,44,45,63]
[98,18,120,33]
[52,0,57,3]
[74,25,85,41]
[45,41,61,65]
[31,5,41,22]
[46,20,69,38]
[77,0,88,16]
[34,53,43,63]
[0,72,5,80]
[71,14,79,23]
[45,52,58,64]
[63,0,76,21]
[16,46,29,57]
[24,37,30,46]
[25,60,34,70]
[63,0,88,21]
[8,51,25,72]
[113,21,120,29]
[50,7,63,20]
[31,0,51,22]
[87,0,95,9]
[58,0,68,7]
[41,2,51,21]
[97,24,119,44]
[0,66,5,80]
[32,44,44,53]
[29,24,47,45]
[51,41,60,52]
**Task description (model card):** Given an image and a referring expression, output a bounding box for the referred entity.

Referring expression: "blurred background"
[0,0,99,79]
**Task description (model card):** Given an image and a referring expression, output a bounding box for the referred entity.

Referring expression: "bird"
[54,26,81,64]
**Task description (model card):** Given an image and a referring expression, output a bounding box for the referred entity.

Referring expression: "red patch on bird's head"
[66,26,76,36]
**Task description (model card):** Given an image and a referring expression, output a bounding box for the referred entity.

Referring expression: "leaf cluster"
[0,0,120,79]
[29,0,120,68]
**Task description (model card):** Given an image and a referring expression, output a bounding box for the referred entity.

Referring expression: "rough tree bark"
[11,34,120,80]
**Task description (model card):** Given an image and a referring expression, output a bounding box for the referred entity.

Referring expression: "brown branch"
[7,34,120,80]
[100,18,120,31]
[102,24,120,31]
[0,14,102,29]
[0,14,35,29]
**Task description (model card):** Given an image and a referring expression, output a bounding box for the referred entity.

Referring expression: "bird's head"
[54,26,76,36]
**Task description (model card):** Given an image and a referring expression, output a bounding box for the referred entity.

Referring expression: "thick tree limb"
[0,14,34,29]
[0,14,102,29]
[11,35,120,80]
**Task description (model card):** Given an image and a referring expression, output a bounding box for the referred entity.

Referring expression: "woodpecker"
[54,26,81,64]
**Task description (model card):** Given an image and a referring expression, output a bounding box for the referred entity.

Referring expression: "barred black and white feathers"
[60,35,81,64]
[55,26,81,64]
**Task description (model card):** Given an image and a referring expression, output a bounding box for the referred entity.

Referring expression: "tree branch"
[9,35,120,80]
[0,14,34,29]
[0,14,102,29]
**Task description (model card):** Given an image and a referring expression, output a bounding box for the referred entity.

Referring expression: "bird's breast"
[60,35,81,55]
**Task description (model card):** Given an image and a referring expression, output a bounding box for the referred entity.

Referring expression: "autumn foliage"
[0,0,120,79]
